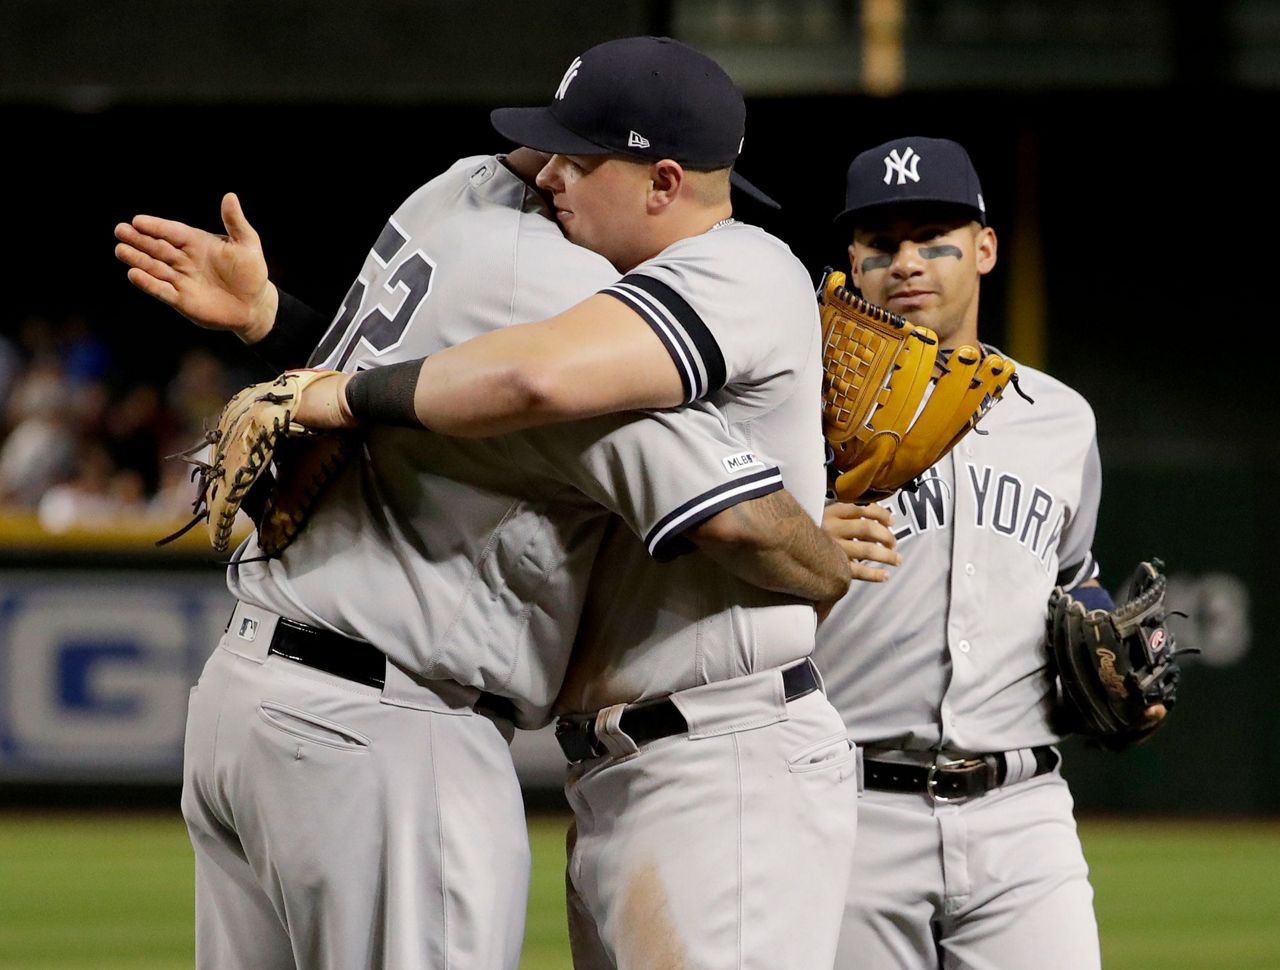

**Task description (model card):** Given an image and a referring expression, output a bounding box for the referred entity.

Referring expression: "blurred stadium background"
[1,1,1276,966]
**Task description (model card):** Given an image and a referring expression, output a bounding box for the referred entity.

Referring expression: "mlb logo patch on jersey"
[723,451,764,474]
[237,617,259,642]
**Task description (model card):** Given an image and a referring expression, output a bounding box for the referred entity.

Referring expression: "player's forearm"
[690,491,851,606]
[309,292,684,436]
[410,322,681,437]
[323,334,681,440]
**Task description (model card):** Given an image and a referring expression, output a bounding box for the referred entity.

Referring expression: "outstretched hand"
[114,192,277,343]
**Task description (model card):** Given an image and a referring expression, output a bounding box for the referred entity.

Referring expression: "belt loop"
[806,657,826,696]
[222,602,276,664]
[1001,748,1033,787]
[594,704,640,759]
[983,753,1003,789]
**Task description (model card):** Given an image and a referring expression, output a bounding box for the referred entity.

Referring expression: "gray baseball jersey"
[557,224,860,970]
[815,361,1101,753]
[554,223,830,714]
[817,360,1105,970]
[229,157,786,729]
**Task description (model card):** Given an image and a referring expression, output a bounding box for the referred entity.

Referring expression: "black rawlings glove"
[1047,560,1184,752]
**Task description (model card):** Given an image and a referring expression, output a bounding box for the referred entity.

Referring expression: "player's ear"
[848,243,861,288]
[975,226,997,276]
[647,160,684,212]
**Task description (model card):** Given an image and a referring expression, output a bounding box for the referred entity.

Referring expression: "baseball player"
[291,37,885,970]
[814,136,1164,969]
[116,143,850,968]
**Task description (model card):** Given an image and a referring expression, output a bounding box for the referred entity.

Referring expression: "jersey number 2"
[308,220,436,370]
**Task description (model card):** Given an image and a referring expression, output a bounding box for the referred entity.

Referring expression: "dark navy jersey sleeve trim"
[645,467,784,562]
[601,273,727,402]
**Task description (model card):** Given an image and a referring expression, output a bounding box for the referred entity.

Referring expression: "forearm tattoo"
[730,491,846,600]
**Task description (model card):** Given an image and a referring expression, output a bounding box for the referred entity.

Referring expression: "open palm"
[114,192,275,339]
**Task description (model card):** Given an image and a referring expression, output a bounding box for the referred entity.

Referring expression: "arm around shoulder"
[409,293,687,436]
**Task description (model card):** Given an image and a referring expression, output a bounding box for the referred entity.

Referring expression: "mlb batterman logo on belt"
[817,269,1019,502]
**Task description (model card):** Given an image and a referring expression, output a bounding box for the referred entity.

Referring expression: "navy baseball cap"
[836,136,986,227]
[491,37,779,209]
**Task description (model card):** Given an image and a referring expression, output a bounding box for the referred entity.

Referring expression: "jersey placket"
[942,440,985,752]
[937,440,984,914]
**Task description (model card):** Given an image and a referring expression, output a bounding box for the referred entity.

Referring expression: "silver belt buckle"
[926,756,982,804]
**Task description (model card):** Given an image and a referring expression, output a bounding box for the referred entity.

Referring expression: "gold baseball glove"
[819,270,1018,501]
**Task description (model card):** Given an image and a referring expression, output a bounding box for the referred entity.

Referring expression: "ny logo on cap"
[555,56,583,100]
[883,147,922,185]
[627,130,650,149]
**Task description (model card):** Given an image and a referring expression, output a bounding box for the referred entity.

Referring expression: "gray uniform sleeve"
[509,402,784,561]
[1055,434,1102,590]
[597,232,817,403]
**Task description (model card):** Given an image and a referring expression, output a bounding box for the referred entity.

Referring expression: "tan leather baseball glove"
[159,369,356,555]
[819,269,1018,501]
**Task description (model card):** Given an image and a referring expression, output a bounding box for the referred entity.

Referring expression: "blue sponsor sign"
[0,573,233,781]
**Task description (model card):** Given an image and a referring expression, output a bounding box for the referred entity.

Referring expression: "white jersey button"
[958,640,972,653]
[964,562,976,576]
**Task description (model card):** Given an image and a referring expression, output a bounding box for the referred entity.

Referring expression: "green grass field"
[0,812,1275,969]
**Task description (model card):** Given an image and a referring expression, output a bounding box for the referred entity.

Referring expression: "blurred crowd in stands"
[0,313,254,534]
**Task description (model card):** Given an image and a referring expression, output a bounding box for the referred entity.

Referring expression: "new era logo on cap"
[838,136,987,226]
[628,130,651,149]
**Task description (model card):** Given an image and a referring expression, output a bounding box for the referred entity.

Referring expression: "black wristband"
[253,289,330,371]
[344,359,425,427]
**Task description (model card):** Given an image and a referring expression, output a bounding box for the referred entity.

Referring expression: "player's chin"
[558,215,588,244]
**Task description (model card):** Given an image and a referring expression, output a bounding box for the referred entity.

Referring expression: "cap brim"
[833,199,985,227]
[730,171,781,210]
[490,106,611,155]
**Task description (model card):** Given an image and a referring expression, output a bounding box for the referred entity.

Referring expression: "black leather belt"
[258,614,517,721]
[863,745,1059,803]
[267,617,388,689]
[555,659,821,765]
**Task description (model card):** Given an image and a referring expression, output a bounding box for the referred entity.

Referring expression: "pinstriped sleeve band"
[645,466,784,562]
[600,274,727,403]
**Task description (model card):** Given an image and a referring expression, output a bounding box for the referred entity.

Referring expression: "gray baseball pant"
[181,603,530,970]
[834,763,1100,969]
[564,665,860,970]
